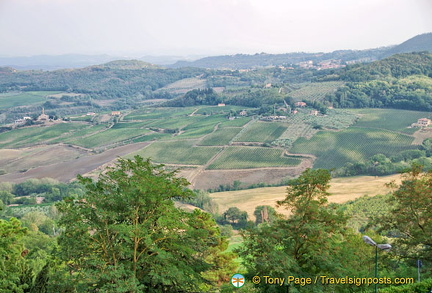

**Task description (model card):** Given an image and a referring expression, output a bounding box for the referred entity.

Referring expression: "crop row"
[207,147,301,169]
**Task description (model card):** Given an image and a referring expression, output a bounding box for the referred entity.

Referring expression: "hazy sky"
[0,0,431,57]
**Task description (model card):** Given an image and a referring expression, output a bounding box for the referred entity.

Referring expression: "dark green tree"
[379,164,432,263]
[0,217,29,293]
[222,207,248,228]
[56,156,234,292]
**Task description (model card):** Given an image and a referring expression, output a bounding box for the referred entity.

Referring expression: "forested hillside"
[325,52,432,110]
[383,32,432,57]
[169,48,389,69]
[0,62,206,99]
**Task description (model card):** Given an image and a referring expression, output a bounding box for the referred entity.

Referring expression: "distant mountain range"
[0,33,431,70]
[170,33,432,69]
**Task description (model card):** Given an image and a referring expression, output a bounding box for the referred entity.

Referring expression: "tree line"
[1,157,432,292]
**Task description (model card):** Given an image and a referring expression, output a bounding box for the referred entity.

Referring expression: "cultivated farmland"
[0,93,429,189]
[290,127,415,169]
[130,140,222,165]
[233,121,288,143]
[207,147,301,169]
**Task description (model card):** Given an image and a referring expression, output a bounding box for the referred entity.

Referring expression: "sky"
[0,0,431,57]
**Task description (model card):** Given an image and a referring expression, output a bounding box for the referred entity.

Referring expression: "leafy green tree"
[222,207,248,228]
[56,156,235,292]
[0,190,14,205]
[379,164,432,263]
[0,217,29,293]
[238,169,365,292]
[30,262,49,293]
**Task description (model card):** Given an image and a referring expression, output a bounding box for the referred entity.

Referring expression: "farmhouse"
[217,103,226,107]
[14,119,25,125]
[111,111,121,116]
[411,118,431,128]
[295,102,307,107]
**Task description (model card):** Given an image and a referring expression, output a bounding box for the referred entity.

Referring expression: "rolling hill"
[382,32,432,58]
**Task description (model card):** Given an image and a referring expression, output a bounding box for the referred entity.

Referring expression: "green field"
[54,124,108,143]
[0,91,60,110]
[290,127,415,169]
[289,81,344,102]
[123,107,195,120]
[66,128,150,149]
[348,108,431,133]
[131,140,222,165]
[147,115,202,130]
[1,102,430,173]
[0,123,87,148]
[208,147,301,169]
[111,121,155,129]
[234,121,287,143]
[194,105,249,115]
[178,115,225,138]
[219,117,251,128]
[198,128,242,146]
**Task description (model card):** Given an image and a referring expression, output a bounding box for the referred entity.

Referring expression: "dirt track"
[0,142,150,183]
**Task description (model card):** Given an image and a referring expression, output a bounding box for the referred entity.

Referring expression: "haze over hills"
[0,33,431,71]
[170,33,432,69]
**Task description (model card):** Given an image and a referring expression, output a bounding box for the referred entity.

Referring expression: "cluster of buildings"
[14,108,50,126]
[298,60,345,70]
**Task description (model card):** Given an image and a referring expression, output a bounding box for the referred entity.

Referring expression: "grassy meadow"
[210,173,401,220]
